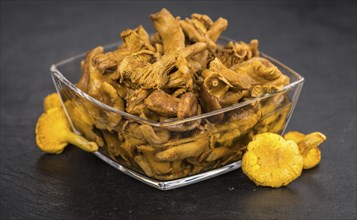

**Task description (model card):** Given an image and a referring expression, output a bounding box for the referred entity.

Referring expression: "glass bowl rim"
[50,36,304,128]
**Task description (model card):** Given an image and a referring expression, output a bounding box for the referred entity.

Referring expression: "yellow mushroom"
[205,147,232,162]
[215,103,261,147]
[180,13,227,52]
[284,131,326,169]
[117,50,156,84]
[120,25,156,53]
[166,69,194,90]
[35,108,98,154]
[219,90,249,107]
[144,90,200,119]
[155,136,209,162]
[77,46,106,96]
[143,151,172,175]
[43,93,62,112]
[139,125,171,146]
[230,57,289,89]
[217,40,259,67]
[126,88,151,115]
[144,89,180,117]
[191,13,214,30]
[118,42,206,89]
[284,131,305,143]
[134,155,154,177]
[209,58,251,90]
[207,17,228,42]
[242,133,303,188]
[203,72,231,99]
[177,92,199,119]
[93,25,155,74]
[180,19,217,52]
[150,8,185,54]
[64,100,104,147]
[100,81,124,128]
[199,82,224,123]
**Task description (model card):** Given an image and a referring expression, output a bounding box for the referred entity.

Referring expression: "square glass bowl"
[50,39,304,190]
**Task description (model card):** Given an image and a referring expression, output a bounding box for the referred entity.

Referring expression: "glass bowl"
[50,38,304,190]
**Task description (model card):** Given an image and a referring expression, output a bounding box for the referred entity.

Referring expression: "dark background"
[1,1,356,219]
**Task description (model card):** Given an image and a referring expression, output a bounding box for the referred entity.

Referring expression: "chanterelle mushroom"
[180,13,228,52]
[126,88,151,115]
[64,100,104,147]
[36,108,98,154]
[217,39,259,67]
[150,8,185,54]
[242,133,303,188]
[77,46,112,101]
[284,131,326,169]
[177,92,199,118]
[201,57,253,107]
[144,90,180,117]
[230,57,289,89]
[93,25,155,74]
[139,125,171,146]
[120,52,173,89]
[43,93,62,112]
[155,136,209,162]
[120,25,156,53]
[100,82,125,128]
[215,103,261,147]
[199,82,223,122]
[219,90,249,107]
[118,42,207,89]
[145,90,200,119]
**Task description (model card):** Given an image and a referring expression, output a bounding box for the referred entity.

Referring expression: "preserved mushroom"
[41,8,299,181]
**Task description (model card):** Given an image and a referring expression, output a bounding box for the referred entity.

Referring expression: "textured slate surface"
[1,1,356,219]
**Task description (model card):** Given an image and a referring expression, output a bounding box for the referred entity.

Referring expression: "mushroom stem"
[209,58,251,89]
[181,42,207,58]
[206,147,232,161]
[155,136,209,161]
[151,8,185,54]
[207,17,228,42]
[66,132,98,152]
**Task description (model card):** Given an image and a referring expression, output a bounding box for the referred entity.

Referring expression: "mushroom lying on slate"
[36,108,98,154]
[284,131,326,169]
[242,133,303,188]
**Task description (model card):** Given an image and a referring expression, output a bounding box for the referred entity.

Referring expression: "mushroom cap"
[242,133,303,188]
[36,108,71,154]
[283,131,305,144]
[144,89,180,117]
[303,148,321,169]
[284,131,326,169]
[177,92,199,118]
[118,50,155,82]
[43,93,62,112]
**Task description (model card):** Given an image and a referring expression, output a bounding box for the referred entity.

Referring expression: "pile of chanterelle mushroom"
[52,8,295,180]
